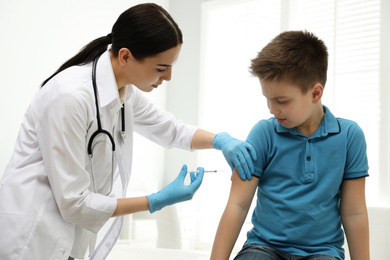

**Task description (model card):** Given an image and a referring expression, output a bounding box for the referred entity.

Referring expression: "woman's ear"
[117,48,134,66]
[311,83,324,103]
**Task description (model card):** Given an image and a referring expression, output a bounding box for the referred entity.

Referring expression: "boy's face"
[261,79,322,134]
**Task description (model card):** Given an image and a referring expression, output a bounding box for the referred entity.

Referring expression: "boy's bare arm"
[210,169,259,260]
[340,178,370,260]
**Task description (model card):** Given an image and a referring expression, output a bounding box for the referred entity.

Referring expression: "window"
[194,0,387,252]
[288,0,382,206]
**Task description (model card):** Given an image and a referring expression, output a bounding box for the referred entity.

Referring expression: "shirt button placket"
[304,138,314,183]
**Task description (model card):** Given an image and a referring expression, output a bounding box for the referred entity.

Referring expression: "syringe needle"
[187,170,219,173]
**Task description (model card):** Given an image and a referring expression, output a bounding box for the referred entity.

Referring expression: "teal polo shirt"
[244,106,369,259]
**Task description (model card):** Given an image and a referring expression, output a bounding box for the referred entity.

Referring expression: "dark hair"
[249,30,328,93]
[41,3,183,87]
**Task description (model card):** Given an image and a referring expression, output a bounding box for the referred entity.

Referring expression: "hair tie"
[106,33,113,44]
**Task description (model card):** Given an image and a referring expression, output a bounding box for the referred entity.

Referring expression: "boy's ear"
[311,83,323,103]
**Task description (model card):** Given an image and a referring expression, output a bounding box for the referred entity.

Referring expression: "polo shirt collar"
[275,105,340,137]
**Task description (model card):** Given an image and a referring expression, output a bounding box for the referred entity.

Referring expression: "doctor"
[0,3,256,260]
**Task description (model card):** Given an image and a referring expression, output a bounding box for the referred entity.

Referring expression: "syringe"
[187,170,219,173]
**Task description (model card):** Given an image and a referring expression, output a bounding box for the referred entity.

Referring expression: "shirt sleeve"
[36,92,116,233]
[131,88,198,151]
[343,122,369,179]
[246,120,272,178]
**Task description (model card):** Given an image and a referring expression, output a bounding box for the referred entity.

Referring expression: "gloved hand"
[146,165,204,213]
[213,132,257,180]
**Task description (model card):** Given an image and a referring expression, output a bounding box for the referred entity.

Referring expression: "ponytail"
[40,35,111,87]
[41,3,182,87]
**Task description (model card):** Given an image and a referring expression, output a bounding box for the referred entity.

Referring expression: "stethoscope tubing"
[87,54,119,196]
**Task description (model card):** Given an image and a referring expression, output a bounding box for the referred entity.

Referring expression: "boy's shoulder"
[247,118,279,143]
[335,116,361,131]
[336,116,358,125]
[252,117,278,132]
[333,117,366,142]
[322,106,364,136]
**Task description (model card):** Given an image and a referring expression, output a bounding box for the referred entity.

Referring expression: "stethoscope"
[87,55,125,195]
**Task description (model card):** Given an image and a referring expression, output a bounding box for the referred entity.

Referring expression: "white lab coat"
[0,50,197,260]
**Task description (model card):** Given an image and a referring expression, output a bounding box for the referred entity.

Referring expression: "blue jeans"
[234,245,340,260]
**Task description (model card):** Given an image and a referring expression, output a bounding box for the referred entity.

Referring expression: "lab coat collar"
[95,50,134,111]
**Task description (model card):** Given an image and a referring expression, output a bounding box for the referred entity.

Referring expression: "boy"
[210,31,369,260]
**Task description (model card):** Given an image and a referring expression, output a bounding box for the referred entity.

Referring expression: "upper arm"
[340,177,367,218]
[228,169,259,211]
[37,93,88,185]
[132,89,197,150]
[344,122,369,178]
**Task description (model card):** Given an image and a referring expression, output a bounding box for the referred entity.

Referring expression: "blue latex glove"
[146,165,204,213]
[213,132,257,180]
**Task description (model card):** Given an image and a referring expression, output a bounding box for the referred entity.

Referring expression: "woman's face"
[126,44,182,92]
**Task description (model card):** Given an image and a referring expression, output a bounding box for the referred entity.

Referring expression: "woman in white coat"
[0,3,256,260]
